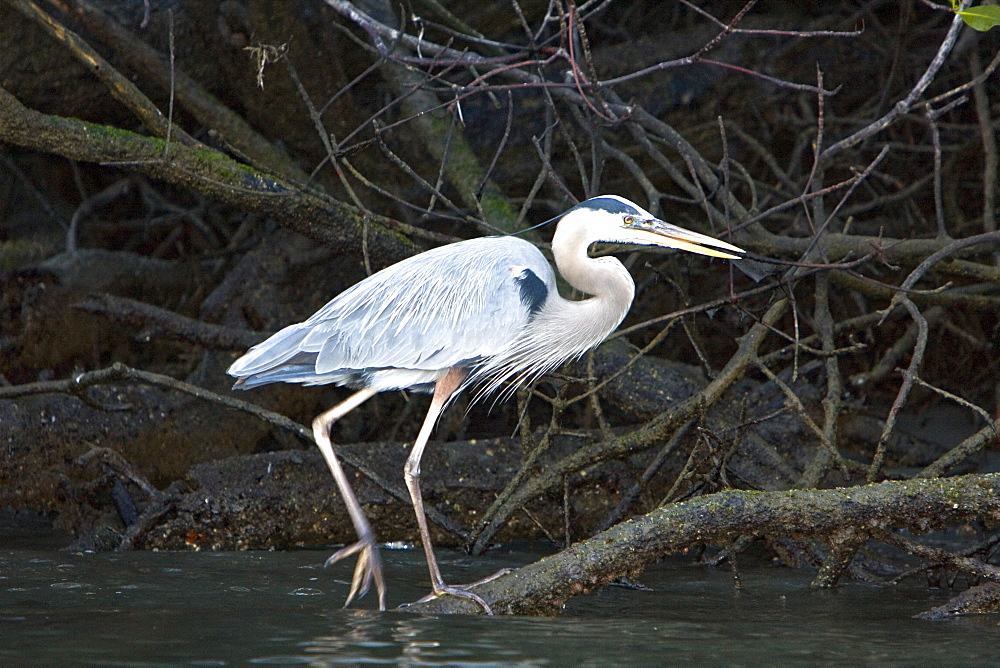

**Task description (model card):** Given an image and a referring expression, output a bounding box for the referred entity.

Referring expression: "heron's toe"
[324,539,386,611]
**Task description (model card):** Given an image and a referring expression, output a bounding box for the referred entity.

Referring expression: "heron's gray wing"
[306,236,553,372]
[228,236,554,385]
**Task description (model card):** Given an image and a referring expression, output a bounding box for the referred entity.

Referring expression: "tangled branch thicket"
[1,0,998,614]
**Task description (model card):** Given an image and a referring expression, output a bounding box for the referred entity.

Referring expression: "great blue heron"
[228,195,743,613]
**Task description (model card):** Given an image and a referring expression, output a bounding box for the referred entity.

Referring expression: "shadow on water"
[1,537,998,666]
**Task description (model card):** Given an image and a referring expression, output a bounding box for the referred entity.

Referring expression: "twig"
[970,48,998,238]
[850,306,943,388]
[883,532,1000,583]
[820,1,971,163]
[65,179,133,253]
[754,358,851,482]
[801,270,846,488]
[868,296,928,481]
[280,53,366,210]
[911,375,994,426]
[918,419,1000,478]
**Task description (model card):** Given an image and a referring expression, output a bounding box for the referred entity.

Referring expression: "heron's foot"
[411,570,511,616]
[325,538,387,611]
[413,583,494,615]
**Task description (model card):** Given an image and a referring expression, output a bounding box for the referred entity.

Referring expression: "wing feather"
[228,236,555,390]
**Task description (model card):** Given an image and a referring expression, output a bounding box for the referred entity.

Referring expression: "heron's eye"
[623,215,634,225]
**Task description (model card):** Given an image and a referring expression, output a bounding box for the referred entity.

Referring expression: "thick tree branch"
[74,293,266,351]
[405,473,1000,615]
[7,0,197,146]
[0,84,419,264]
[50,0,310,183]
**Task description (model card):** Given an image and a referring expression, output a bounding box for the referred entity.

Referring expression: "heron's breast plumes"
[467,280,632,401]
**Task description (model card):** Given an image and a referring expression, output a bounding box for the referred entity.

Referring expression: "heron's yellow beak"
[635,219,744,260]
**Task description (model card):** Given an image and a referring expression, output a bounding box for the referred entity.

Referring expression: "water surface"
[1,541,997,665]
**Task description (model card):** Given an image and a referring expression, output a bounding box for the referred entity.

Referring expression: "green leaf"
[958,6,1000,31]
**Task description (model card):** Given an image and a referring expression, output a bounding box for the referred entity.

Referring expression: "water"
[1,542,998,665]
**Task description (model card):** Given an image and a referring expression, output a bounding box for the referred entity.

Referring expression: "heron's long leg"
[312,387,386,610]
[404,368,493,614]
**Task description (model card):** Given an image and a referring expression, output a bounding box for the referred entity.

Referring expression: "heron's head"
[558,195,744,260]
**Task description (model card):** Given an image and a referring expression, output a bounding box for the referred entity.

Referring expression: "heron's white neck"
[549,216,635,347]
[468,215,637,399]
